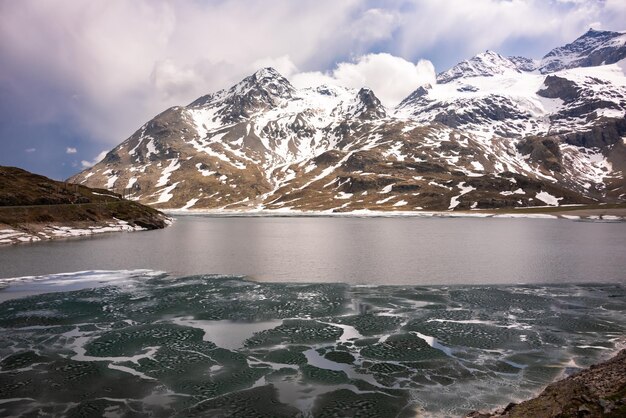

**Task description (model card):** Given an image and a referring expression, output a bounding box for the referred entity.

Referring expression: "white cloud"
[1,0,625,177]
[81,151,108,169]
[25,148,36,153]
[66,147,77,154]
[0,0,364,148]
[391,0,626,61]
[292,53,435,106]
[348,8,398,45]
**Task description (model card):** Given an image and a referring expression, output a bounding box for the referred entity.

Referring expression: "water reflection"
[0,215,624,284]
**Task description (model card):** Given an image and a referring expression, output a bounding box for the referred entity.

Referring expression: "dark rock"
[343,176,395,194]
[516,136,563,172]
[343,151,382,172]
[398,84,431,107]
[537,76,581,102]
[355,88,387,120]
[562,117,626,148]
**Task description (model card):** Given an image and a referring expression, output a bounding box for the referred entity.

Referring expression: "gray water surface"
[1,215,625,284]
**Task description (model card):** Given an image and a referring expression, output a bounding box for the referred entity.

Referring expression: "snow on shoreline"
[164,208,625,221]
[0,219,149,246]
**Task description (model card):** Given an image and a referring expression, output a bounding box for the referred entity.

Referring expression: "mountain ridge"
[69,30,626,212]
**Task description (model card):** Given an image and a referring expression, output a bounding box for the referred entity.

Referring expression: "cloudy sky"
[1,0,625,179]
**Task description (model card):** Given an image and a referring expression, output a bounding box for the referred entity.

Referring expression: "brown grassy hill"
[0,166,168,243]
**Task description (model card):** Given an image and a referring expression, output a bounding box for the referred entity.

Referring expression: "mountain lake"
[0,215,625,417]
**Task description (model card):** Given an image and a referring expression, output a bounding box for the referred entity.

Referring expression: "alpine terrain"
[70,29,626,212]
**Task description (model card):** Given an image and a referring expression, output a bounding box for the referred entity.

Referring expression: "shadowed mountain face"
[70,31,626,212]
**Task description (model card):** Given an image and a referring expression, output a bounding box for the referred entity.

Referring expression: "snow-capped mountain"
[436,51,535,84]
[539,29,626,74]
[70,30,626,212]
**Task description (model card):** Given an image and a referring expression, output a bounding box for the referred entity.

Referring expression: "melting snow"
[155,182,179,203]
[195,163,215,177]
[145,139,157,159]
[334,192,353,200]
[182,198,199,210]
[126,177,137,189]
[500,188,525,196]
[376,196,395,204]
[449,182,476,209]
[155,159,181,187]
[106,175,118,190]
[535,191,562,206]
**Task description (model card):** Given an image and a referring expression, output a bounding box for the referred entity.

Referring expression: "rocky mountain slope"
[69,30,626,212]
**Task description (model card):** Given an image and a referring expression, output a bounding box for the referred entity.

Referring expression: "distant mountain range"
[70,29,626,212]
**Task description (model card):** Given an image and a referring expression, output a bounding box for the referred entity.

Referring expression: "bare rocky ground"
[467,349,626,418]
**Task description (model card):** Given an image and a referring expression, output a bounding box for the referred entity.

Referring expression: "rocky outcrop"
[467,349,626,418]
[537,75,581,102]
[562,118,626,149]
[516,136,562,172]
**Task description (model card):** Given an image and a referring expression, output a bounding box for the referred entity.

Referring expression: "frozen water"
[0,271,624,417]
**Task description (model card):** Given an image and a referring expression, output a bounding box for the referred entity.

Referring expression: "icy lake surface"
[0,216,625,416]
[1,215,626,283]
[0,272,624,417]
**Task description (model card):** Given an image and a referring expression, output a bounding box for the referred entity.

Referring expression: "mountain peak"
[584,28,620,37]
[239,67,294,95]
[356,88,387,118]
[252,67,285,81]
[188,66,295,112]
[337,87,387,120]
[68,29,626,213]
[437,50,522,84]
[539,29,626,73]
[476,50,501,58]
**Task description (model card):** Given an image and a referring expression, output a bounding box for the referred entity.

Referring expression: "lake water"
[1,215,625,284]
[0,216,625,417]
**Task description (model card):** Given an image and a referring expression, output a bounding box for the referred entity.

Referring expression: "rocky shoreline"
[467,349,626,418]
